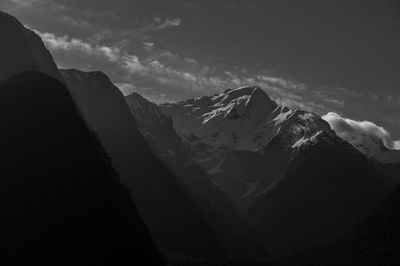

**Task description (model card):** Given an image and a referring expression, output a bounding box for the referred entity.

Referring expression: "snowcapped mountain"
[160,86,334,165]
[160,86,278,152]
[160,86,390,252]
[126,92,268,257]
[160,86,336,209]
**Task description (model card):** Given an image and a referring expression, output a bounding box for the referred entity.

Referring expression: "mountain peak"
[0,12,61,82]
[126,92,167,123]
[221,86,272,103]
[126,91,154,109]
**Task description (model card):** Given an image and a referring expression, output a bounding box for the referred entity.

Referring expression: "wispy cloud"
[32,27,398,131]
[153,18,181,30]
[8,0,41,7]
[33,30,121,62]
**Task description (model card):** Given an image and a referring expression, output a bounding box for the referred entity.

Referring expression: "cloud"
[121,55,147,73]
[322,112,400,150]
[143,42,154,51]
[34,30,121,62]
[8,0,41,7]
[153,18,182,30]
[31,28,384,121]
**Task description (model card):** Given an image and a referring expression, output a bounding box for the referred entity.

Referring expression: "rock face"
[61,69,225,258]
[0,72,160,265]
[160,87,391,253]
[0,11,61,82]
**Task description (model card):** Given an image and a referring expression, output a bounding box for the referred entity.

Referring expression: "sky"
[1,0,400,139]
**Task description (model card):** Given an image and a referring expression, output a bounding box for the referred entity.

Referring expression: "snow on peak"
[159,86,334,160]
[159,86,279,150]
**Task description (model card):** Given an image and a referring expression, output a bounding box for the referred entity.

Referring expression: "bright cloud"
[322,112,400,150]
[34,30,121,62]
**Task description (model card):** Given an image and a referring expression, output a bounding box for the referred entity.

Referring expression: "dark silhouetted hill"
[0,71,160,265]
[0,11,61,82]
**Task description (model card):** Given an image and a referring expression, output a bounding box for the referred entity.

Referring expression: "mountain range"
[1,10,400,265]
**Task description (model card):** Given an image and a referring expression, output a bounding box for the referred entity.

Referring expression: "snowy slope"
[160,86,335,171]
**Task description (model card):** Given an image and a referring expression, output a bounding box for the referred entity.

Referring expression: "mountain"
[335,128,400,165]
[126,92,268,257]
[0,71,160,265]
[337,134,400,186]
[0,11,61,82]
[248,132,389,253]
[161,86,391,253]
[297,185,400,265]
[160,87,333,212]
[125,92,242,227]
[61,69,225,258]
[334,185,400,265]
[160,87,277,160]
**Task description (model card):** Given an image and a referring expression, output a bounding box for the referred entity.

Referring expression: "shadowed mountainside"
[0,71,160,265]
[0,11,61,82]
[61,68,226,258]
[249,132,390,253]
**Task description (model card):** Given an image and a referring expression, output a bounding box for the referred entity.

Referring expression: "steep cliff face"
[0,72,160,265]
[61,69,225,258]
[0,11,61,82]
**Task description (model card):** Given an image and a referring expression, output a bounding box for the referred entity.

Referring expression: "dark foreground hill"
[0,72,160,265]
[0,11,61,82]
